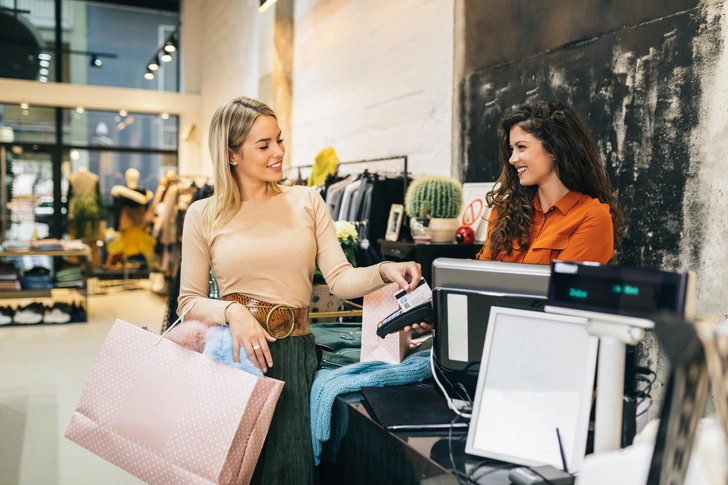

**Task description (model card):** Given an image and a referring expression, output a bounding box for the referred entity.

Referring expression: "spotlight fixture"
[39,68,49,76]
[76,107,85,114]
[38,53,51,61]
[119,110,128,117]
[148,56,160,71]
[258,0,279,13]
[90,55,102,68]
[39,60,50,68]
[20,103,29,110]
[161,113,169,120]
[161,52,172,63]
[164,38,176,53]
[144,70,155,80]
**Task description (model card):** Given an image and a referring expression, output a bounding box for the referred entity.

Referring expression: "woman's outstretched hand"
[378,261,422,292]
[225,303,277,373]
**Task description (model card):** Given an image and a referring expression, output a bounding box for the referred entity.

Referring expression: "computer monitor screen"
[465,306,598,472]
[432,259,551,399]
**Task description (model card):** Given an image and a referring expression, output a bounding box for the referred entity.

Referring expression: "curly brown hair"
[486,100,624,259]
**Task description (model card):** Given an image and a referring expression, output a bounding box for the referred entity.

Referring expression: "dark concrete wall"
[459,0,710,271]
[459,0,728,419]
[464,0,700,73]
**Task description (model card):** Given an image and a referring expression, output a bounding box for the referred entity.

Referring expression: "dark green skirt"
[251,333,319,485]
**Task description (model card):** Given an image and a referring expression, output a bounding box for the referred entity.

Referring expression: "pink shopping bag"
[65,318,283,485]
[360,283,411,364]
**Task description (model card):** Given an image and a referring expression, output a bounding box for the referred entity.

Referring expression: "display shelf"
[0,290,53,299]
[0,248,91,258]
[0,320,87,328]
[0,245,91,324]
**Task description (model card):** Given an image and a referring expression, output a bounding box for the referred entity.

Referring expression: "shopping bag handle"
[156,307,192,346]
[154,308,207,365]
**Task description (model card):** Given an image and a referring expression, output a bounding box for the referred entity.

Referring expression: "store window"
[63,109,178,150]
[0,0,180,91]
[1,145,56,240]
[0,104,57,144]
[63,149,176,208]
[0,103,178,240]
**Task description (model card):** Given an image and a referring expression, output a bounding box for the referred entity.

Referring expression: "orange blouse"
[477,191,614,265]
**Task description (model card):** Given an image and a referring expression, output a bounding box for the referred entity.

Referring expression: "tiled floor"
[0,288,166,485]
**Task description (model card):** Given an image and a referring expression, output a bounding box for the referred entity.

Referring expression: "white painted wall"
[183,0,262,175]
[291,0,455,176]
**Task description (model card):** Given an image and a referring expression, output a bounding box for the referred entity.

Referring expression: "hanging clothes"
[308,147,339,187]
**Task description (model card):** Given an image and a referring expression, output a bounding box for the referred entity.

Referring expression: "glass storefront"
[0,103,178,240]
[0,0,179,91]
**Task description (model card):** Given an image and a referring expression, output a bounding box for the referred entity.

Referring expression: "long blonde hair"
[201,97,283,229]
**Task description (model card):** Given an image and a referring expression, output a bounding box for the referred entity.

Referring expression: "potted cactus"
[405,176,463,243]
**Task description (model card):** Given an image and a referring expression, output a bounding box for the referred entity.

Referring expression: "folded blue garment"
[309,351,432,465]
[204,325,264,378]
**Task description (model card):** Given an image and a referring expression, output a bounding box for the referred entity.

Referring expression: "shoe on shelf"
[13,303,44,325]
[0,306,13,325]
[43,305,71,324]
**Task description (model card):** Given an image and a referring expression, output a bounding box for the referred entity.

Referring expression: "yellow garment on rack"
[107,227,156,266]
[308,147,339,186]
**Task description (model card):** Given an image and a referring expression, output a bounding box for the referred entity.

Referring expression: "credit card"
[394,278,432,312]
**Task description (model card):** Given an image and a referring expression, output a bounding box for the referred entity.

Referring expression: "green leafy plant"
[405,176,463,219]
[313,221,358,285]
[71,194,104,239]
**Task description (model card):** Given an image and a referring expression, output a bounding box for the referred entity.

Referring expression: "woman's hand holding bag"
[225,303,277,373]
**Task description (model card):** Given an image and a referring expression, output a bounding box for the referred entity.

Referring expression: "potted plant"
[310,221,358,320]
[405,176,463,243]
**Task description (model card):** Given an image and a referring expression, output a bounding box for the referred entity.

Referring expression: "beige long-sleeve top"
[177,185,387,324]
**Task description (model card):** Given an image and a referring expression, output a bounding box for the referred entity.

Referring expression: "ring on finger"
[253,344,261,351]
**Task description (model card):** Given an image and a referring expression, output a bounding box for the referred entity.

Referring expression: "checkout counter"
[320,388,509,485]
[317,259,701,485]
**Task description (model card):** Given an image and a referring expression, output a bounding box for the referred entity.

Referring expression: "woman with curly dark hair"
[477,100,624,264]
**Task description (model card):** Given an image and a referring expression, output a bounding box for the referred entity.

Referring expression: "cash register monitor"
[431,259,552,400]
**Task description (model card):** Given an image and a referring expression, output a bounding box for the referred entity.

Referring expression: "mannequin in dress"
[110,168,154,264]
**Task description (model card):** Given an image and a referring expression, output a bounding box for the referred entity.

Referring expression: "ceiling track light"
[143,26,180,79]
[164,37,177,53]
[259,0,279,13]
[90,54,102,68]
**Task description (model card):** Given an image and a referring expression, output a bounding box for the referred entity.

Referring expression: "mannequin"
[68,166,100,216]
[68,165,102,239]
[110,168,154,265]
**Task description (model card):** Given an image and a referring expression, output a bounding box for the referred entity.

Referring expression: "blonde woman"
[177,97,422,484]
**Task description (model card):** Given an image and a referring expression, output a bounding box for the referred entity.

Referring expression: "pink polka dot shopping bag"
[361,283,411,364]
[64,318,284,485]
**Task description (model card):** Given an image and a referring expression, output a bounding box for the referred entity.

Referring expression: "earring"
[229,161,238,166]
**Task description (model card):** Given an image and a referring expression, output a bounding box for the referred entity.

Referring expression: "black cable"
[449,414,469,485]
[637,399,653,417]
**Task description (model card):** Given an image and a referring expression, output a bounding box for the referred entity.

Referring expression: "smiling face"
[508,125,559,187]
[229,115,285,184]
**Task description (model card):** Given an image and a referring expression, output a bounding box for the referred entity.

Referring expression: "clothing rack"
[284,155,409,198]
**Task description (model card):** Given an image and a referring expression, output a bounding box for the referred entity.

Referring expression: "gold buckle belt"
[222,294,310,339]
